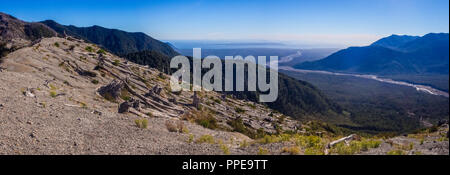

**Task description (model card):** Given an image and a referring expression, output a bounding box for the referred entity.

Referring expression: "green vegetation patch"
[85,46,94,52]
[135,118,148,129]
[196,135,215,144]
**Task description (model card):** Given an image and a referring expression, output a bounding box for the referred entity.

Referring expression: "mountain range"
[1,12,56,56]
[295,33,449,75]
[40,20,179,57]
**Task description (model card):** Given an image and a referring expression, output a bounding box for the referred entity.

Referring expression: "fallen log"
[325,134,357,155]
[124,81,183,114]
[129,108,149,118]
[145,90,173,107]
[64,104,82,108]
[98,63,183,115]
[327,134,357,148]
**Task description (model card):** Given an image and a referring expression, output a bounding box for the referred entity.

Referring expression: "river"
[279,66,449,98]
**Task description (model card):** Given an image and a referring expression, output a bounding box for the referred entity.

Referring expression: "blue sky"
[1,0,448,47]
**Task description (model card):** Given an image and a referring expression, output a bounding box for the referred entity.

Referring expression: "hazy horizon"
[1,0,449,47]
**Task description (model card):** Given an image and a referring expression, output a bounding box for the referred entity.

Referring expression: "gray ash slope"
[0,36,301,154]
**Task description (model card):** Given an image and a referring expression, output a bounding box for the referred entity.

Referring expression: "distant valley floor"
[280,67,449,134]
[280,66,449,97]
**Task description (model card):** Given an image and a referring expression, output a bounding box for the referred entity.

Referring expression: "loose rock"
[118,101,131,113]
[23,88,35,98]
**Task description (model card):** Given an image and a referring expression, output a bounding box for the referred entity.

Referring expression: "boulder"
[118,101,131,113]
[91,110,102,116]
[118,98,142,113]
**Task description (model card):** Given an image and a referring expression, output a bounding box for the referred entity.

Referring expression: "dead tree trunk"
[193,91,200,109]
[325,134,357,155]
[97,79,124,101]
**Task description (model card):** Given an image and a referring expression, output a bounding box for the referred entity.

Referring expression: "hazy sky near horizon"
[1,0,449,47]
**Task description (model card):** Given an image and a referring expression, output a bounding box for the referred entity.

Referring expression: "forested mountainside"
[296,33,449,75]
[40,20,179,57]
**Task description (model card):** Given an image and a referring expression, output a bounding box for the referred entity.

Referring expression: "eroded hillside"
[0,37,299,154]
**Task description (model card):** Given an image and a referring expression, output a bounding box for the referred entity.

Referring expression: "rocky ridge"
[0,36,302,154]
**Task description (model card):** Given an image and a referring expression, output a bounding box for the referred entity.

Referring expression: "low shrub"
[135,118,148,129]
[166,120,188,133]
[97,49,106,55]
[234,107,246,114]
[189,110,219,130]
[120,89,131,101]
[85,46,94,52]
[240,140,249,148]
[257,147,269,155]
[304,148,324,155]
[165,121,178,132]
[294,135,324,149]
[428,125,439,133]
[281,146,301,155]
[246,103,256,109]
[227,118,258,138]
[213,98,221,104]
[49,91,57,98]
[196,135,215,144]
[91,79,99,84]
[112,60,120,66]
[387,149,404,155]
[220,144,230,155]
[158,72,166,79]
[188,134,194,143]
